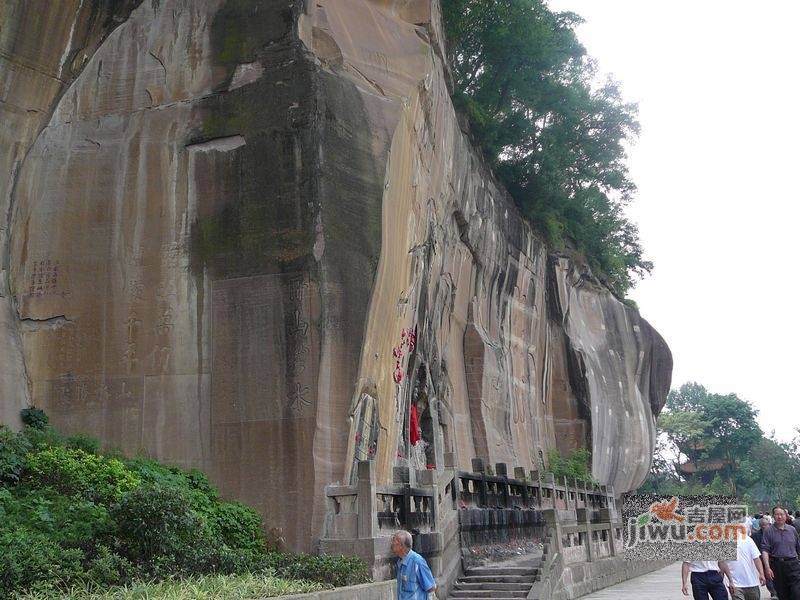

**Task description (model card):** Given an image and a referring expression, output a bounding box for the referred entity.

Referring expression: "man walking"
[754,515,779,599]
[392,530,437,600]
[725,519,766,599]
[762,506,800,600]
[681,560,733,599]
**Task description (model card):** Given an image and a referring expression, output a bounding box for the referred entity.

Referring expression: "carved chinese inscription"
[212,272,318,424]
[27,259,60,297]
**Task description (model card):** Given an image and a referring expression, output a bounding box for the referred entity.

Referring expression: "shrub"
[1,487,113,548]
[83,546,134,587]
[25,447,140,504]
[110,484,201,570]
[21,408,49,430]
[66,434,101,455]
[0,527,85,597]
[206,501,265,555]
[0,426,31,484]
[547,448,595,483]
[22,426,66,451]
[263,552,371,587]
[13,572,329,600]
[124,458,218,514]
[1,414,368,596]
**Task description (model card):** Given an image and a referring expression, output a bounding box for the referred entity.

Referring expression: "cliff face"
[0,0,143,429]
[0,0,672,551]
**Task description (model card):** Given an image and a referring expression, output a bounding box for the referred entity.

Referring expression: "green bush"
[25,447,140,504]
[22,426,66,451]
[83,546,134,587]
[206,501,265,555]
[263,552,371,587]
[0,527,85,597]
[0,426,31,484]
[20,408,49,431]
[13,572,329,600]
[2,487,113,547]
[546,448,595,483]
[111,484,201,570]
[66,434,101,455]
[1,410,370,597]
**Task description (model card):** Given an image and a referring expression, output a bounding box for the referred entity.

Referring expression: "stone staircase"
[448,557,541,599]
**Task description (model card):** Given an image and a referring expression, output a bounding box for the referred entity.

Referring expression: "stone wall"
[278,580,396,600]
[0,0,672,552]
[534,556,673,600]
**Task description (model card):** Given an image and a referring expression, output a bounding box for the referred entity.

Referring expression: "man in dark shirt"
[762,506,800,599]
[754,516,779,599]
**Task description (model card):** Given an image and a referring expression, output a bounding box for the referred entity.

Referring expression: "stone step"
[454,582,531,591]
[465,566,538,576]
[449,590,529,598]
[459,574,536,584]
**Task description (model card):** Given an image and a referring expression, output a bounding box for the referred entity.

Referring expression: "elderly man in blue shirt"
[391,530,437,600]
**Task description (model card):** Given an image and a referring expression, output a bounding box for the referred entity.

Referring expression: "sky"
[546,0,800,441]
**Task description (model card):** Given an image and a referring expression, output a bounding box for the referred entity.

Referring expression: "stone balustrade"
[320,458,623,597]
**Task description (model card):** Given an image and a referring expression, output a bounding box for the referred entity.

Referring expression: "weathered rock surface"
[0,0,672,551]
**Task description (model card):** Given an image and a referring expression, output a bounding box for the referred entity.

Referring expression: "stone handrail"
[455,458,617,518]
[320,458,623,595]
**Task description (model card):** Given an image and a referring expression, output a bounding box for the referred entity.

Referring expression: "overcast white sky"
[546,0,800,441]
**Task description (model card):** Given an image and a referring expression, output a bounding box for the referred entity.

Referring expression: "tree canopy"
[642,382,800,510]
[442,0,650,296]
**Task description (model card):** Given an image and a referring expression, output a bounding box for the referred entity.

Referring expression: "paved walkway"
[582,562,773,599]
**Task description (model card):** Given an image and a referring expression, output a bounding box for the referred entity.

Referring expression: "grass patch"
[13,572,328,600]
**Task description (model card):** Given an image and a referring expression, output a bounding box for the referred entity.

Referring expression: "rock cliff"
[0,0,672,551]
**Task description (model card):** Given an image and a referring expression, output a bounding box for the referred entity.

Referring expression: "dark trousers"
[773,559,800,600]
[761,556,778,595]
[690,570,728,600]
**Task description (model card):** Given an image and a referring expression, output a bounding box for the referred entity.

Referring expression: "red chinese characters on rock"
[392,327,417,385]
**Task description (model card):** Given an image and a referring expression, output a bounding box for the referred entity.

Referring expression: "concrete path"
[581,562,773,599]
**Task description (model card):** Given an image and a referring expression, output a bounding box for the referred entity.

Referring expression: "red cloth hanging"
[409,404,421,445]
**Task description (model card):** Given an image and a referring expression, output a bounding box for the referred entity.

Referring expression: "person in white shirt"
[682,560,734,599]
[724,521,766,600]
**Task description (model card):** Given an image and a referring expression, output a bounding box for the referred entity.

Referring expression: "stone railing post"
[496,463,509,508]
[582,506,594,563]
[533,470,543,508]
[357,460,377,539]
[514,466,529,508]
[472,458,489,507]
[542,507,564,556]
[609,524,618,557]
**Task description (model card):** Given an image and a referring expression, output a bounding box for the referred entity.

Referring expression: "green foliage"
[20,408,49,431]
[705,474,732,496]
[207,501,266,555]
[546,448,595,483]
[443,0,649,295]
[111,485,202,570]
[1,487,113,547]
[0,411,370,597]
[261,553,371,588]
[0,426,31,484]
[13,572,328,600]
[25,447,140,505]
[0,527,85,596]
[661,382,762,494]
[644,382,800,505]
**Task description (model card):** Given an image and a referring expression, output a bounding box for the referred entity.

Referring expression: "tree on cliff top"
[442,0,650,296]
